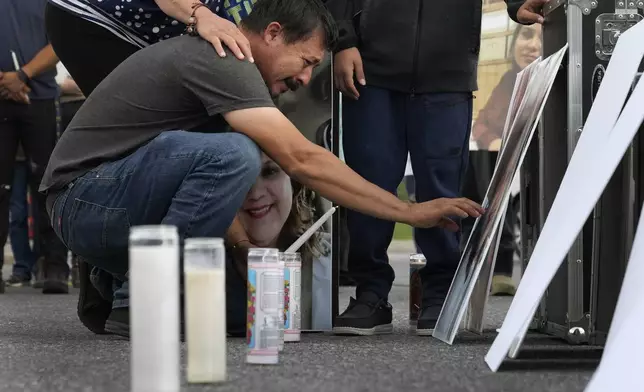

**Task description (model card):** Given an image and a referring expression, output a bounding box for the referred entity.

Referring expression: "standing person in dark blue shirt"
[328,0,547,336]
[0,0,69,294]
[45,0,257,96]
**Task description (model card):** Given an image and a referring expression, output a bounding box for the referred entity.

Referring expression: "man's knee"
[152,131,261,180]
[219,133,262,183]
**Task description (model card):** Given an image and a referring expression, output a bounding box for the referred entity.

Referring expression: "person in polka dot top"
[45,0,256,96]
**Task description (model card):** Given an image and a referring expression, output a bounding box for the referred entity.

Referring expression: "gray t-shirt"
[40,34,275,193]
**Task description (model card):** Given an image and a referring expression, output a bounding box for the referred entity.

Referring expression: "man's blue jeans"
[343,86,472,307]
[49,131,261,331]
[10,161,38,279]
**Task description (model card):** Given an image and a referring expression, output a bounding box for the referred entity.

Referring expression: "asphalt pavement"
[0,244,597,392]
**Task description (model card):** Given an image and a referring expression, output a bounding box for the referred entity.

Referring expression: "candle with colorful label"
[246,248,281,365]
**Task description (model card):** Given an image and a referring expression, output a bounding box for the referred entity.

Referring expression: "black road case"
[520,0,643,345]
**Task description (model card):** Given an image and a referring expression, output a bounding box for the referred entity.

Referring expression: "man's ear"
[263,22,284,45]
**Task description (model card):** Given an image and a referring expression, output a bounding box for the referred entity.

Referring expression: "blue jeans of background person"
[343,86,472,307]
[49,130,261,331]
[10,161,38,279]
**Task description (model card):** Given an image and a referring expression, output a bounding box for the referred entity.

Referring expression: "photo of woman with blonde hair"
[226,152,332,335]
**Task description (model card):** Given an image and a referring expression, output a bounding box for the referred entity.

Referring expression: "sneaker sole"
[415,327,435,336]
[332,323,393,336]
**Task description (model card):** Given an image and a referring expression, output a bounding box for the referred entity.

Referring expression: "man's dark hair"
[241,0,338,51]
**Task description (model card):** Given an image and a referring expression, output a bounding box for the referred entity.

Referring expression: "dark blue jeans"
[49,131,260,331]
[343,86,472,306]
[9,161,38,279]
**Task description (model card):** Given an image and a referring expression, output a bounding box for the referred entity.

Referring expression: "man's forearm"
[225,107,412,225]
[290,146,412,224]
[22,45,58,79]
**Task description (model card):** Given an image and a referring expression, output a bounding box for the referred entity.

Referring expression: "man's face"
[253,22,326,97]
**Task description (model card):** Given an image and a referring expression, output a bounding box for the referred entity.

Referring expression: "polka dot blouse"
[51,0,256,47]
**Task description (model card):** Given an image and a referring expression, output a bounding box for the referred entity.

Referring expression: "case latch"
[594,1,643,60]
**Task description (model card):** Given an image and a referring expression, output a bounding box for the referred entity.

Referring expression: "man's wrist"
[392,200,413,225]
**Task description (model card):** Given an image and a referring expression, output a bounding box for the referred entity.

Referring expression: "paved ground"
[1,244,598,392]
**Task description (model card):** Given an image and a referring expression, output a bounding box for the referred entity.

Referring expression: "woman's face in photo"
[514,23,542,70]
[239,154,293,247]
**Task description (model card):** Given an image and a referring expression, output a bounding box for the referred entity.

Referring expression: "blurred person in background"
[472,23,542,150]
[464,22,543,296]
[327,0,546,335]
[0,0,69,294]
[3,64,87,290]
[5,146,40,288]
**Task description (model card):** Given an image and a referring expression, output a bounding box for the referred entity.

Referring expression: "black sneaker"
[416,305,442,336]
[77,258,113,334]
[105,306,187,340]
[6,274,32,287]
[333,292,393,336]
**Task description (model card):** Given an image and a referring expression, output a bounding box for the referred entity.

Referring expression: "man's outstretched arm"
[224,107,484,230]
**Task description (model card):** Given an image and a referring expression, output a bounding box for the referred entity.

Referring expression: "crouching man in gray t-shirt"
[40,0,483,337]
